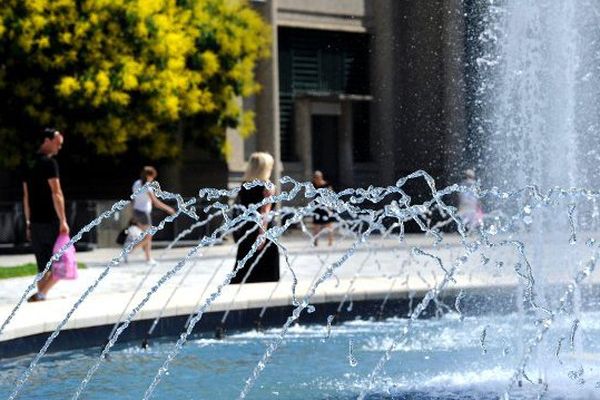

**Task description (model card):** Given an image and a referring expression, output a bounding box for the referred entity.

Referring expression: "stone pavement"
[1,230,593,349]
[0,232,465,305]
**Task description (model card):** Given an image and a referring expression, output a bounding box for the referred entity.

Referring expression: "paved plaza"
[0,230,594,349]
[0,232,475,305]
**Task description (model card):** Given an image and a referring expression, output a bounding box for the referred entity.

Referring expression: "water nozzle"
[254,318,263,332]
[215,324,226,339]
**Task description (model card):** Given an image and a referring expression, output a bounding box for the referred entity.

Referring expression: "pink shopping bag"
[51,233,78,280]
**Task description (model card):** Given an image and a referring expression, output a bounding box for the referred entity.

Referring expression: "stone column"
[370,0,396,186]
[338,100,354,188]
[254,0,281,186]
[442,0,467,184]
[226,126,245,187]
[294,97,312,181]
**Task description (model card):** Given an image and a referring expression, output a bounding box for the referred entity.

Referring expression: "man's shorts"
[30,222,59,273]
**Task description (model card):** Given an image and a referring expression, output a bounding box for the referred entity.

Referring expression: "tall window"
[278,28,370,161]
[352,101,371,162]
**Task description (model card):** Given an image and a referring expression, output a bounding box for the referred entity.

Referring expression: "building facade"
[230,0,468,190]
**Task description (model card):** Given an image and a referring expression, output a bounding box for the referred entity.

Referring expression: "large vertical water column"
[469,0,600,380]
[473,0,600,191]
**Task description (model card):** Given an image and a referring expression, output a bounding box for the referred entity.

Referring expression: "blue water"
[2,313,600,399]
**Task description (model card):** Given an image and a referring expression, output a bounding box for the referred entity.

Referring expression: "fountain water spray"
[9,189,196,400]
[4,172,600,400]
[108,210,221,348]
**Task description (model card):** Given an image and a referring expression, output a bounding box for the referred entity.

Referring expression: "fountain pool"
[3,312,600,399]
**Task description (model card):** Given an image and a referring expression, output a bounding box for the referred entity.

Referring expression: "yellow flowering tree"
[0,0,270,166]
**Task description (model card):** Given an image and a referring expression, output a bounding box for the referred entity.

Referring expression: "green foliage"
[0,0,270,166]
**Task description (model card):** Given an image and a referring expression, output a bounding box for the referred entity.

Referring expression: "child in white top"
[131,166,175,265]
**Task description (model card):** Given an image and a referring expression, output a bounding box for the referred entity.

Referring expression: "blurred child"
[123,218,153,264]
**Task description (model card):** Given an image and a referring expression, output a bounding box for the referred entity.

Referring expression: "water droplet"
[568,366,585,385]
[348,339,358,367]
[570,319,580,351]
[480,326,488,354]
[481,254,490,265]
[307,305,316,314]
[556,336,565,362]
[324,315,335,340]
[522,371,534,384]
[454,290,465,320]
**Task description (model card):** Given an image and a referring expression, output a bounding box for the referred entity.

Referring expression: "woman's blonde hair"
[243,152,274,182]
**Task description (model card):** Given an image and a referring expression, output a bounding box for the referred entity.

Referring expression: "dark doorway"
[311,115,339,188]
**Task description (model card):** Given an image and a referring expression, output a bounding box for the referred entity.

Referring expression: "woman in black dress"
[231,152,280,283]
[311,170,334,246]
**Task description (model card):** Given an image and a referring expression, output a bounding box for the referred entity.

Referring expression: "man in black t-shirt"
[22,128,70,302]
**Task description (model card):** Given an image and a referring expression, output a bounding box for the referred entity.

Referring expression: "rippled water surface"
[3,312,600,399]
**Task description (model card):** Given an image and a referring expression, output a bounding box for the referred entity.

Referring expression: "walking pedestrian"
[311,170,334,246]
[22,128,69,302]
[458,168,484,231]
[231,152,280,283]
[131,166,175,265]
